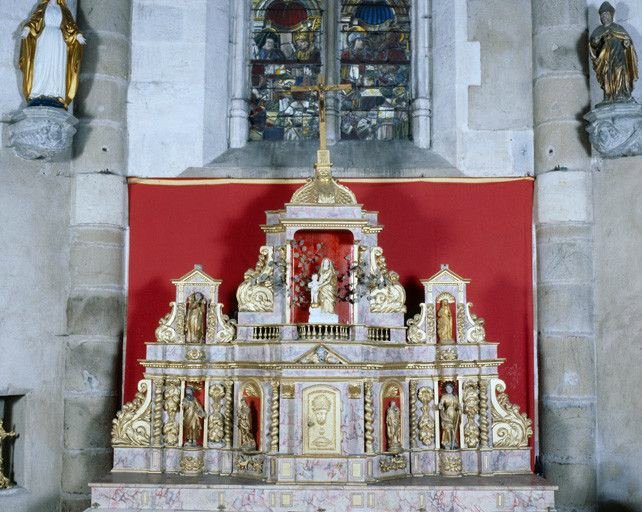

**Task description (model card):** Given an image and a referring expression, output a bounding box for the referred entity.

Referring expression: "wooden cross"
[290,76,352,151]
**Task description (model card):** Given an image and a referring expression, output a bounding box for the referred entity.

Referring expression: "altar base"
[89,473,556,512]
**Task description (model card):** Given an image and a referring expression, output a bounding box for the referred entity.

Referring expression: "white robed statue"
[308,258,339,324]
[19,0,86,108]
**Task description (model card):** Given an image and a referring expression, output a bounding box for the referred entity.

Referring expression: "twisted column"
[409,380,418,449]
[270,381,279,453]
[151,377,164,447]
[364,381,374,454]
[224,379,233,449]
[478,378,489,449]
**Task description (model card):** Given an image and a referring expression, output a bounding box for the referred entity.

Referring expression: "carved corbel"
[236,246,275,312]
[368,247,406,313]
[155,302,178,343]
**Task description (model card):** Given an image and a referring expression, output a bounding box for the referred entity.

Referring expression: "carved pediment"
[295,345,349,365]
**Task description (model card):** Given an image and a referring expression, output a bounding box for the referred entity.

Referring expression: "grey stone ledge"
[585,101,642,158]
[183,140,460,178]
[541,454,597,466]
[540,396,597,408]
[536,222,593,239]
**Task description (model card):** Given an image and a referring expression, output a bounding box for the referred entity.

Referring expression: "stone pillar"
[532,1,597,510]
[411,0,431,149]
[62,1,130,510]
[228,0,249,149]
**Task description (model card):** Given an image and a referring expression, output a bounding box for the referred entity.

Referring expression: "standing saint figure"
[437,298,454,343]
[182,386,205,447]
[386,402,402,452]
[19,0,86,108]
[590,1,639,103]
[438,383,461,450]
[317,258,338,314]
[185,292,207,344]
[238,397,257,451]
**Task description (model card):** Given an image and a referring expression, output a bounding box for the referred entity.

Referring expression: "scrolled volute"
[155,302,178,343]
[112,379,152,447]
[490,378,532,448]
[236,246,274,312]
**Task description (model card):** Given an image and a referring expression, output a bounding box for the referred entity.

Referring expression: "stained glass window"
[339,1,411,140]
[250,0,323,141]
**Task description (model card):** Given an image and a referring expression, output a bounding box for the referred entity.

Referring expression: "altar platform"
[89,473,557,512]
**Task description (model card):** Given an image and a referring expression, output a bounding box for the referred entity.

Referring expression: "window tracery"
[249,0,412,143]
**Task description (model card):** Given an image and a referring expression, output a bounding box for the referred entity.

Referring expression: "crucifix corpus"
[0,420,17,489]
[290,77,352,153]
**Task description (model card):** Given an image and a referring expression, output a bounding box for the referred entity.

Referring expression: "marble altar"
[94,110,555,509]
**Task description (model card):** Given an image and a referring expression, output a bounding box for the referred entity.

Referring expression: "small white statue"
[308,273,320,307]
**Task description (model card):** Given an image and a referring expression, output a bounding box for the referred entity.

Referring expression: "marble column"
[411,0,431,149]
[62,1,130,510]
[532,1,597,510]
[228,0,249,149]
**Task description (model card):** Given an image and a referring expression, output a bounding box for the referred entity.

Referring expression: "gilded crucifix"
[290,76,352,152]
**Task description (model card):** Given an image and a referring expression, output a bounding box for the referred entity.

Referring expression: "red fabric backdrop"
[126,178,534,446]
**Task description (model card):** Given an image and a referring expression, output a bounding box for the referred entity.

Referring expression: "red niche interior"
[291,230,354,324]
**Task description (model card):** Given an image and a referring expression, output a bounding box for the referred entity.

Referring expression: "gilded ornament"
[426,303,436,343]
[490,379,533,448]
[438,382,460,450]
[383,383,400,398]
[463,381,480,449]
[304,388,340,454]
[298,345,344,365]
[174,302,186,344]
[456,303,466,343]
[151,378,164,447]
[465,302,486,343]
[112,380,152,447]
[406,303,427,344]
[417,386,435,447]
[179,455,204,475]
[368,247,406,314]
[182,385,205,447]
[437,346,458,362]
[270,381,280,453]
[281,383,295,399]
[237,246,274,312]
[379,454,407,473]
[439,452,462,477]
[479,378,490,448]
[348,383,362,399]
[163,378,181,446]
[205,301,218,344]
[186,348,205,361]
[409,381,418,448]
[364,382,374,454]
[236,454,264,474]
[214,304,236,343]
[155,302,178,343]
[242,383,260,397]
[0,421,17,489]
[207,384,225,445]
[224,380,233,449]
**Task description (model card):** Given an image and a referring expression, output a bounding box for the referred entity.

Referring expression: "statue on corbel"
[367,247,407,314]
[10,0,86,160]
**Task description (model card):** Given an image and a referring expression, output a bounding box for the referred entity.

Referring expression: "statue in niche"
[255,30,286,61]
[19,0,86,109]
[437,298,454,343]
[590,1,639,103]
[317,258,338,314]
[238,397,257,451]
[182,386,205,447]
[438,383,461,450]
[308,273,321,307]
[185,292,207,344]
[386,401,402,453]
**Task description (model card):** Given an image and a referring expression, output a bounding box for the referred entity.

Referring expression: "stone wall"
[593,157,642,510]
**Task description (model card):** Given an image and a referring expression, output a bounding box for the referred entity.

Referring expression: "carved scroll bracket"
[112,379,152,447]
[490,378,532,448]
